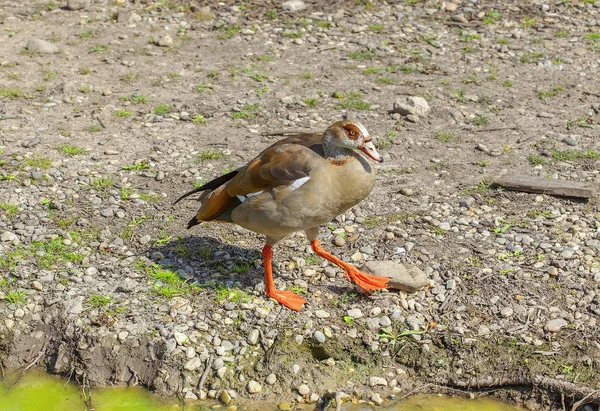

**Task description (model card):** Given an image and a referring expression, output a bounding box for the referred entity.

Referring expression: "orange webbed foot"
[344,267,389,293]
[266,289,307,311]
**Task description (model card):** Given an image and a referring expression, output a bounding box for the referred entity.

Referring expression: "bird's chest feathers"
[324,155,375,209]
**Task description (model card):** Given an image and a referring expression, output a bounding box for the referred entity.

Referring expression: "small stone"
[14,308,25,318]
[100,208,114,217]
[212,358,224,370]
[563,136,577,146]
[282,0,306,12]
[246,380,262,394]
[444,2,458,12]
[369,376,388,387]
[155,170,165,181]
[399,187,413,196]
[324,357,335,366]
[248,329,259,345]
[548,266,558,277]
[32,281,43,291]
[334,236,346,247]
[219,390,232,405]
[362,261,428,292]
[346,308,363,318]
[174,332,189,345]
[544,318,568,333]
[314,331,326,343]
[476,143,490,153]
[500,307,513,318]
[315,310,330,318]
[266,373,277,385]
[278,402,293,411]
[297,384,310,395]
[26,38,59,54]
[451,13,469,23]
[139,235,151,245]
[22,137,42,148]
[392,96,431,118]
[66,0,90,10]
[157,35,173,47]
[85,267,98,276]
[118,331,129,342]
[1,231,18,243]
[371,392,384,405]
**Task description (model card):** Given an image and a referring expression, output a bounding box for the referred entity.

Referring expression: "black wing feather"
[173,169,239,206]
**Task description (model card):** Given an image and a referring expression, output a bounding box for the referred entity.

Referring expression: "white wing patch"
[290,176,310,190]
[237,177,308,202]
[237,190,264,203]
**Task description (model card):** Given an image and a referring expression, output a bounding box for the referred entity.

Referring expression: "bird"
[175,119,389,311]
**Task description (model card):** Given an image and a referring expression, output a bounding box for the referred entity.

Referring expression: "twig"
[399,383,432,400]
[82,373,94,411]
[571,389,600,411]
[11,341,47,388]
[468,126,520,133]
[197,355,213,393]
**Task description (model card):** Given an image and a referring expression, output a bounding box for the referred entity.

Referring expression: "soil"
[1,0,599,410]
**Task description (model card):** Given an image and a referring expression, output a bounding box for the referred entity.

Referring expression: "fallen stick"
[492,174,597,199]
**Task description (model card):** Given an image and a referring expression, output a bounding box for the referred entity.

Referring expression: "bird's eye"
[349,130,356,136]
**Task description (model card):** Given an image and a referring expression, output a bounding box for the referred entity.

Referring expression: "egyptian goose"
[175,120,389,311]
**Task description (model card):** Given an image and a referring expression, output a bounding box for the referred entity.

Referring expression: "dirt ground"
[1,0,600,410]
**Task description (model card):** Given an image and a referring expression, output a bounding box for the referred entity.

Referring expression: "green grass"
[520,52,544,64]
[131,94,150,103]
[303,98,318,107]
[473,115,489,127]
[89,45,107,53]
[114,110,132,118]
[154,104,171,115]
[192,114,206,125]
[30,238,84,269]
[196,84,215,92]
[4,290,27,306]
[87,294,114,308]
[334,92,371,111]
[376,77,394,84]
[348,51,375,60]
[363,67,380,75]
[57,144,86,156]
[198,151,224,161]
[144,264,200,298]
[231,104,260,119]
[121,162,149,171]
[283,31,302,38]
[217,25,239,40]
[528,155,547,165]
[0,247,25,272]
[0,88,27,99]
[79,67,91,75]
[538,86,564,99]
[0,203,19,218]
[25,155,52,169]
[300,72,312,79]
[89,125,104,132]
[551,149,599,161]
[585,32,600,41]
[503,79,513,87]
[77,29,93,39]
[368,24,384,32]
[434,131,458,143]
[214,283,252,303]
[90,177,113,190]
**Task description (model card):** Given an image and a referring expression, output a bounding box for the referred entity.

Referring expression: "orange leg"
[310,240,389,292]
[262,244,306,311]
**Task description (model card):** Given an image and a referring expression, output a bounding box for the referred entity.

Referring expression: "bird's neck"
[323,134,353,162]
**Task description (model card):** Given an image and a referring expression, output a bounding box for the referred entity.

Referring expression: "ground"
[0,0,599,410]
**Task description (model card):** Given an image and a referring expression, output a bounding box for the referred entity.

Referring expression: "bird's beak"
[360,138,383,163]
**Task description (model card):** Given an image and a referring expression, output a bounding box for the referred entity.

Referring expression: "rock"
[66,0,90,10]
[371,392,384,405]
[246,380,262,394]
[26,38,59,54]
[544,318,568,333]
[266,373,277,385]
[346,308,363,318]
[334,236,345,247]
[444,2,458,12]
[500,307,513,318]
[451,13,469,24]
[314,330,326,343]
[362,261,428,292]
[219,390,231,405]
[22,137,42,148]
[174,332,189,345]
[278,402,293,411]
[157,35,173,47]
[369,376,388,387]
[68,296,84,315]
[282,0,306,12]
[1,231,18,243]
[32,281,43,291]
[184,357,202,371]
[315,310,330,318]
[248,329,259,345]
[392,96,431,118]
[563,136,577,146]
[297,384,310,395]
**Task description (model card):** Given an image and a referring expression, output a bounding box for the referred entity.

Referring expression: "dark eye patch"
[344,124,361,140]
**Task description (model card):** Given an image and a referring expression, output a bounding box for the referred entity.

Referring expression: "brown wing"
[227,143,320,197]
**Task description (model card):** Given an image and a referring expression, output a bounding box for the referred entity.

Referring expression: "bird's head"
[325,120,383,163]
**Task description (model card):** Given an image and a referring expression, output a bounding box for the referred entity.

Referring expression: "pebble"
[362,261,428,292]
[334,236,346,247]
[266,373,277,385]
[1,231,18,243]
[544,318,568,333]
[174,332,189,345]
[314,331,326,343]
[347,308,363,318]
[297,384,310,395]
[369,376,388,387]
[371,392,384,405]
[66,0,90,10]
[26,38,58,53]
[32,281,43,291]
[248,329,259,345]
[246,380,262,394]
[282,0,306,12]
[500,307,514,318]
[392,96,431,118]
